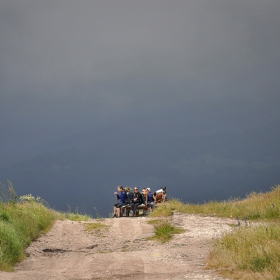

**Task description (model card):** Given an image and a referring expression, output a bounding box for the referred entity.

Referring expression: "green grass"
[148,219,185,243]
[64,211,91,221]
[208,225,280,279]
[0,200,63,271]
[63,204,91,221]
[84,222,110,233]
[0,183,92,271]
[147,219,165,225]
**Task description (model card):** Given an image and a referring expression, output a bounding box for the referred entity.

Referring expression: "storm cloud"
[1,1,280,215]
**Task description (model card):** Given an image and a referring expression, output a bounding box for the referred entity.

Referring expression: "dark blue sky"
[0,1,280,216]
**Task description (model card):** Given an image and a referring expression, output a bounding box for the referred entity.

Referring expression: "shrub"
[149,219,185,243]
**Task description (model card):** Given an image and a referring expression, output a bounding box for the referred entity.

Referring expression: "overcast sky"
[1,0,280,214]
[1,0,280,142]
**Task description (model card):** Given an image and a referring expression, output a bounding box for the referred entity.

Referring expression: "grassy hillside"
[0,183,90,271]
[151,185,280,279]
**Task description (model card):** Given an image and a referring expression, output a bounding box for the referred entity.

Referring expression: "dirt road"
[0,213,233,280]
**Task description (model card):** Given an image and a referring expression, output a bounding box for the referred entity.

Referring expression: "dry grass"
[150,185,280,221]
[208,225,280,279]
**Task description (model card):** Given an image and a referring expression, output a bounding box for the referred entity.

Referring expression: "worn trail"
[0,213,233,279]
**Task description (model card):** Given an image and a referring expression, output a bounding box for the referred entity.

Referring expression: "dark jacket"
[126,192,134,204]
[130,192,144,204]
[142,193,148,204]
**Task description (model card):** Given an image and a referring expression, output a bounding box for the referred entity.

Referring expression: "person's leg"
[117,203,124,217]
[116,203,126,217]
[113,203,119,217]
[130,203,136,215]
[135,203,140,216]
[148,203,155,209]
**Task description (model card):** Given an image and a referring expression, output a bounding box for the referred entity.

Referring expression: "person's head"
[125,187,132,193]
[146,188,151,193]
[142,188,147,194]
[117,186,124,192]
[134,187,139,193]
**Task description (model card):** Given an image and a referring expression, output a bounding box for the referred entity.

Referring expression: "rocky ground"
[0,213,235,280]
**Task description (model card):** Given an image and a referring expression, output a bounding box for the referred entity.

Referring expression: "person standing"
[113,186,127,218]
[129,187,144,216]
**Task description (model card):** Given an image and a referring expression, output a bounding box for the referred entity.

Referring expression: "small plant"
[0,180,17,204]
[64,205,90,221]
[93,207,102,219]
[150,219,185,243]
[85,222,110,233]
[147,219,164,225]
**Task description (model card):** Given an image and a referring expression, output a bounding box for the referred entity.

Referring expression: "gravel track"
[0,213,234,280]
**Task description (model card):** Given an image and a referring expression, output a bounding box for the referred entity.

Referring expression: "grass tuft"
[84,222,110,233]
[64,205,91,221]
[149,219,185,243]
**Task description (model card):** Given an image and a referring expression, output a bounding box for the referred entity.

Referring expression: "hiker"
[146,188,155,210]
[125,187,134,204]
[113,186,128,218]
[129,187,144,216]
[141,188,148,205]
[123,187,133,216]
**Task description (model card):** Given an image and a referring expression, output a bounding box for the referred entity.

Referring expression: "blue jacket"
[148,192,154,202]
[117,191,128,203]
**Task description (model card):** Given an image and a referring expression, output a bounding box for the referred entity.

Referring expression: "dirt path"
[0,213,234,279]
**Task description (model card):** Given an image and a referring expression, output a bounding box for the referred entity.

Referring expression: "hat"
[147,188,151,191]
[125,187,132,192]
[134,187,139,190]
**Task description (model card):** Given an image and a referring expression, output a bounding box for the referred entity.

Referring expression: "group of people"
[112,186,156,218]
